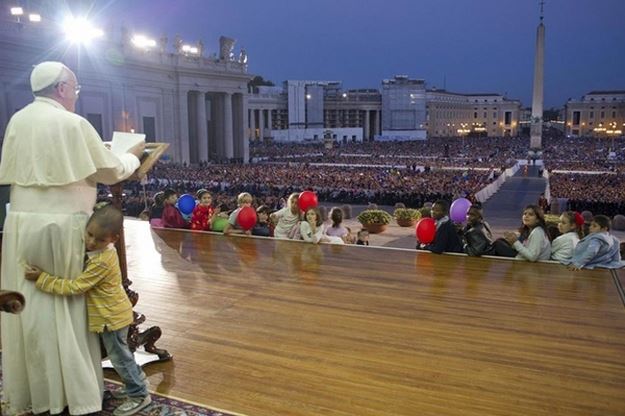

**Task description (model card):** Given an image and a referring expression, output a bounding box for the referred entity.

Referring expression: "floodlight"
[63,16,104,44]
[10,7,23,16]
[131,34,156,49]
[28,13,41,22]
[182,44,199,54]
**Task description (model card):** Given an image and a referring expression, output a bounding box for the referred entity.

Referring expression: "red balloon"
[415,217,436,244]
[236,206,257,231]
[298,191,318,212]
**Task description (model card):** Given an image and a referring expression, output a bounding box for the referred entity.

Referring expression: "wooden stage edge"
[119,219,625,416]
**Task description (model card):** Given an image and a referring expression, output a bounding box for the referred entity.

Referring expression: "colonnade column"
[364,110,370,141]
[265,109,272,140]
[258,109,265,140]
[178,90,190,163]
[196,92,208,162]
[223,92,234,159]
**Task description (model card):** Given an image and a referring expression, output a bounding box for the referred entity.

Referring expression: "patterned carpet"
[0,353,238,416]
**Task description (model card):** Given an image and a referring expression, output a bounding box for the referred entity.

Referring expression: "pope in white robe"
[0,62,143,414]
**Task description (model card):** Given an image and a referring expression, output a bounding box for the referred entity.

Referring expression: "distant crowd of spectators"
[110,134,625,218]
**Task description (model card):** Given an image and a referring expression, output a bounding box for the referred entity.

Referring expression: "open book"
[106,131,146,156]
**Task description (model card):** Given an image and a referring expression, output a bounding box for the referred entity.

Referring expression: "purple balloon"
[450,198,472,223]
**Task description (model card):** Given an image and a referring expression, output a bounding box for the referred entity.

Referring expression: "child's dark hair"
[163,189,177,200]
[593,215,611,231]
[433,199,449,214]
[196,189,211,200]
[153,191,165,205]
[89,204,123,236]
[330,207,343,228]
[306,207,323,227]
[518,204,547,241]
[256,205,271,215]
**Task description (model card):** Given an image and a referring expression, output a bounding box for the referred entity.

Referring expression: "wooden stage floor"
[121,219,625,416]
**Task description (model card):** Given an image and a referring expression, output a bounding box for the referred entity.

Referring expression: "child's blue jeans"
[101,326,148,398]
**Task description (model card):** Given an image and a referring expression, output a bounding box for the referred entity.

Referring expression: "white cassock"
[0,97,140,415]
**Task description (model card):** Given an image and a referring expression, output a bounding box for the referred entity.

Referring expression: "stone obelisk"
[530,1,545,149]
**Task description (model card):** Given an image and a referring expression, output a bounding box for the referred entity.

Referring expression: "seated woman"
[565,215,624,270]
[498,205,551,261]
[550,211,583,263]
[462,206,494,256]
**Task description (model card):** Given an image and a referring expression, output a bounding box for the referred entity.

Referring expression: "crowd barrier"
[473,162,520,203]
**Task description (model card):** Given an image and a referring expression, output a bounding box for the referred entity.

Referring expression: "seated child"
[190,190,216,231]
[356,229,370,246]
[252,205,272,237]
[550,211,583,263]
[224,192,253,236]
[161,188,188,229]
[565,215,625,270]
[300,207,343,244]
[462,205,494,256]
[24,205,151,416]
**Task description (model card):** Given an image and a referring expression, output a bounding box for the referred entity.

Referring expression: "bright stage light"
[63,16,104,44]
[182,44,199,54]
[131,34,157,49]
[29,13,41,22]
[10,7,23,16]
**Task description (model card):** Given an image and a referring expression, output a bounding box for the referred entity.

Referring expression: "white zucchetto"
[30,61,69,92]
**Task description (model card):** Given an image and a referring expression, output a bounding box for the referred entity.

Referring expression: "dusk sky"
[100,0,625,108]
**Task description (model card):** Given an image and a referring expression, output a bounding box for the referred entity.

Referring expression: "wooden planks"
[118,220,625,416]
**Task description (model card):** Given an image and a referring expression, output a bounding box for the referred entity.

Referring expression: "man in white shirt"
[0,62,144,415]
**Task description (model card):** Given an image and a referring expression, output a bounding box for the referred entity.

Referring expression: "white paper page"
[108,131,146,156]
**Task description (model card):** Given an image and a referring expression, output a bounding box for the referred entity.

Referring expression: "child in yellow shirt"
[25,204,151,416]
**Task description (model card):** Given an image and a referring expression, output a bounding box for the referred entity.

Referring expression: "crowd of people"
[130,163,495,208]
[415,201,623,269]
[250,136,527,169]
[548,172,625,217]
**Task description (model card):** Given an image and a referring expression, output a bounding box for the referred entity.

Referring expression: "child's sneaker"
[113,395,152,416]
[108,387,128,399]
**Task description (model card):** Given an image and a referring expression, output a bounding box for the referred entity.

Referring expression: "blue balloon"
[177,194,196,215]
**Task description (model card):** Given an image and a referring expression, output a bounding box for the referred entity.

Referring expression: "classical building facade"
[426,89,521,137]
[0,7,251,163]
[564,91,625,138]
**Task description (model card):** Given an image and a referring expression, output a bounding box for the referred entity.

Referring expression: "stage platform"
[121,219,625,416]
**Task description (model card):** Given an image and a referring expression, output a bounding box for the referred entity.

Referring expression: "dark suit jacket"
[423,219,464,254]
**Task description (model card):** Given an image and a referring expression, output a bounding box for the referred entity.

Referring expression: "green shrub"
[394,208,421,221]
[357,209,393,225]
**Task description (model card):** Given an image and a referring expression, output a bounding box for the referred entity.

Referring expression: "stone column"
[266,109,273,140]
[223,92,234,159]
[241,93,250,163]
[178,90,190,163]
[375,110,381,137]
[259,109,265,140]
[196,92,208,163]
[364,109,370,141]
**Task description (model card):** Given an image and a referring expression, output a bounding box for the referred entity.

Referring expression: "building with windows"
[248,78,521,142]
[564,91,625,138]
[0,6,251,164]
[426,89,521,137]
